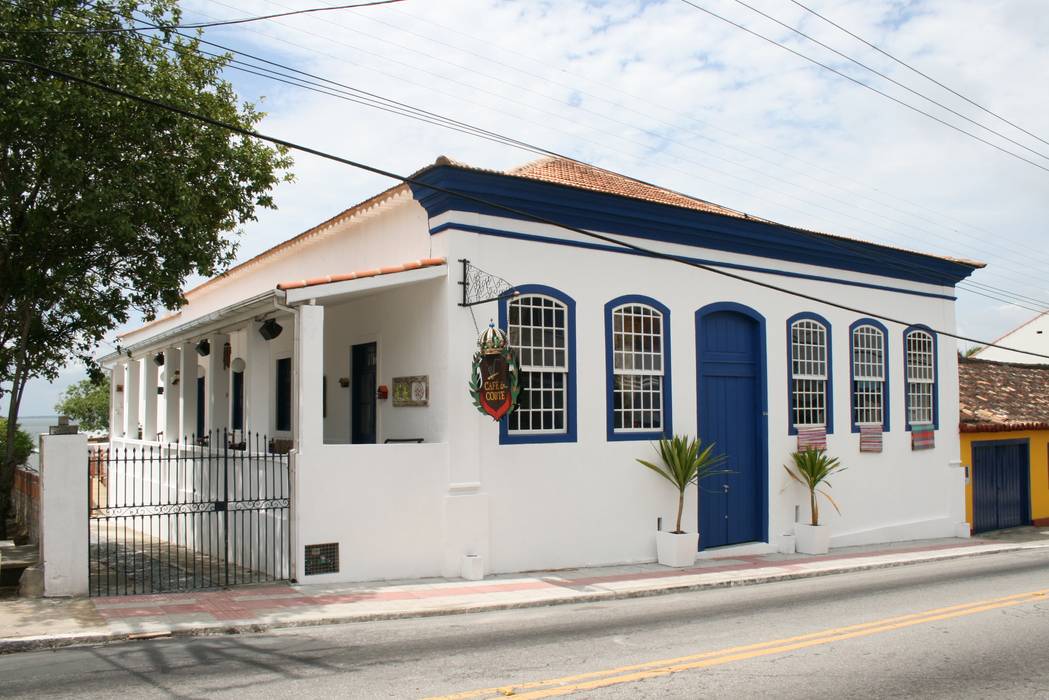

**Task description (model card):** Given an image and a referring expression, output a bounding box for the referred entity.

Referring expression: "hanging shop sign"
[469,323,520,421]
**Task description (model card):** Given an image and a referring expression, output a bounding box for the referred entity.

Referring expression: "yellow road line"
[425,588,1049,700]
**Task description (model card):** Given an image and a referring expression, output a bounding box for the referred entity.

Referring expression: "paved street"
[2,547,1047,699]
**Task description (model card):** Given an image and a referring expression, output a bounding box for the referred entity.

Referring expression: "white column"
[207,334,231,437]
[39,433,89,596]
[125,360,142,439]
[179,343,198,441]
[246,321,273,438]
[295,304,323,448]
[164,347,181,443]
[143,355,159,441]
[110,363,125,438]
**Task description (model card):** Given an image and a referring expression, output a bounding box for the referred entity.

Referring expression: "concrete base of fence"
[39,434,89,597]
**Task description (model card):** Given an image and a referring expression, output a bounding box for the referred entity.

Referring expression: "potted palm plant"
[784,449,847,554]
[638,435,728,567]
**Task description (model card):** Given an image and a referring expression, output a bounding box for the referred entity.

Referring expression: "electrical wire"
[676,0,1049,174]
[190,0,1049,280]
[727,0,1049,163]
[787,0,1049,150]
[0,0,405,34]
[50,0,1049,313]
[4,55,1049,362]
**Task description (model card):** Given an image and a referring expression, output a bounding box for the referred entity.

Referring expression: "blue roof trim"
[604,295,673,442]
[849,318,891,434]
[787,311,834,436]
[498,285,577,445]
[409,166,978,287]
[429,223,956,302]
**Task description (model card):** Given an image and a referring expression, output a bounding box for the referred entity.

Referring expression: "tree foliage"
[55,377,110,432]
[0,419,34,468]
[0,0,293,535]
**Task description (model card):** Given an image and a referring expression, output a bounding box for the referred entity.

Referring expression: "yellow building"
[960,357,1049,532]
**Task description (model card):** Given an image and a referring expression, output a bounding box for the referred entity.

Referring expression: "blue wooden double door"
[972,440,1030,534]
[696,304,768,550]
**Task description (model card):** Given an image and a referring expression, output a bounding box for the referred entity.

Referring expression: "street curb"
[2,541,1046,655]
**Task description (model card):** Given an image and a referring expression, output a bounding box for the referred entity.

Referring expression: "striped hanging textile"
[911,424,935,450]
[859,424,883,453]
[797,425,827,452]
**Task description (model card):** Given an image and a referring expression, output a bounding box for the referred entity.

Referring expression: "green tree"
[0,419,34,469]
[55,377,110,432]
[0,0,293,536]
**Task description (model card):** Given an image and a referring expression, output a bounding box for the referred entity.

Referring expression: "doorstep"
[696,541,778,559]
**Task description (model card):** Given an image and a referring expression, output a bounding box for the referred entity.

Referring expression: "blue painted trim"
[498,285,577,445]
[695,302,770,545]
[786,312,834,436]
[904,324,939,431]
[429,222,956,302]
[410,165,978,286]
[604,295,673,442]
[848,318,891,434]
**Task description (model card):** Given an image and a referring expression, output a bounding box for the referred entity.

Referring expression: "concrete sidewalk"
[3,532,1048,654]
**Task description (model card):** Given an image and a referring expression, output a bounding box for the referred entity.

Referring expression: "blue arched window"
[904,325,938,430]
[604,295,672,441]
[787,312,833,434]
[499,285,577,444]
[850,319,889,432]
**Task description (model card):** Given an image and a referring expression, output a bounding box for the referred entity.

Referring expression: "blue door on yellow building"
[972,439,1030,533]
[696,304,768,550]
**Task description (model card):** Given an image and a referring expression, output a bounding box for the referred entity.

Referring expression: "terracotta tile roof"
[276,257,445,291]
[959,357,1049,432]
[507,158,744,218]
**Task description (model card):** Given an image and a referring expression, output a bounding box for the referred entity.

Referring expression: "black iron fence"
[88,431,290,597]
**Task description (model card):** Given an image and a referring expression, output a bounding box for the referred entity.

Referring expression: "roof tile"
[959,357,1049,431]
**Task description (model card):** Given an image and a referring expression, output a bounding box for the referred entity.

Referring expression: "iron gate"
[88,431,290,596]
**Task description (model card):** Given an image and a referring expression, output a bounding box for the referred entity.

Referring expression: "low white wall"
[40,434,89,597]
[293,442,448,582]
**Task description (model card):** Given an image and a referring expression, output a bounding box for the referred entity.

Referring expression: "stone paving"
[3,531,1048,653]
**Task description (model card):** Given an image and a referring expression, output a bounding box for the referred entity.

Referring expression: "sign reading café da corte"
[469,323,520,420]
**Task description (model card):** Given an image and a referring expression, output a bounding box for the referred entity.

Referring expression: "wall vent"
[304,543,339,576]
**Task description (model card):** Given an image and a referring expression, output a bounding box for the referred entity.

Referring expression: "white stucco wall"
[975,312,1049,364]
[438,213,965,575]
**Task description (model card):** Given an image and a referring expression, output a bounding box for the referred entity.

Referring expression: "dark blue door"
[972,440,1030,533]
[696,306,767,549]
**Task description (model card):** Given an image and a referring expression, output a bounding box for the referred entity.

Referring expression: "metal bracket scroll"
[458,259,518,307]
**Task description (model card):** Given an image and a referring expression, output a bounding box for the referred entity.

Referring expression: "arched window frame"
[787,312,833,435]
[849,319,890,433]
[604,295,672,441]
[903,325,938,430]
[498,285,577,444]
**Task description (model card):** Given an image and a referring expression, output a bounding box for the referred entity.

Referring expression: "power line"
[5,56,1048,362]
[676,0,1049,174]
[373,2,1049,269]
[217,0,1049,280]
[103,5,1049,312]
[0,0,405,34]
[787,0,1049,151]
[727,0,1049,163]
[31,0,1049,313]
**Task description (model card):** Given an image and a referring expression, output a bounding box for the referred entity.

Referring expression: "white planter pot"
[794,523,830,555]
[656,530,699,567]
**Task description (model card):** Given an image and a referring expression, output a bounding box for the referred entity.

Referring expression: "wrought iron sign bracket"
[458,258,518,307]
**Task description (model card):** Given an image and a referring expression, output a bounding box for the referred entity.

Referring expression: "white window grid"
[852,325,885,426]
[791,319,828,428]
[611,304,664,432]
[906,330,935,425]
[507,295,568,434]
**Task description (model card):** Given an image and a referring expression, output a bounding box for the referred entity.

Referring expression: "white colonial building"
[102,157,979,584]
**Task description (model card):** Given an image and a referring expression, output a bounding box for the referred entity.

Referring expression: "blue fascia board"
[408,166,978,287]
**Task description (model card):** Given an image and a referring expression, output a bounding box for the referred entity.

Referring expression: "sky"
[21,0,1049,415]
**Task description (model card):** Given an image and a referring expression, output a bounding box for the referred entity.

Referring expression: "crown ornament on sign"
[477,322,509,356]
